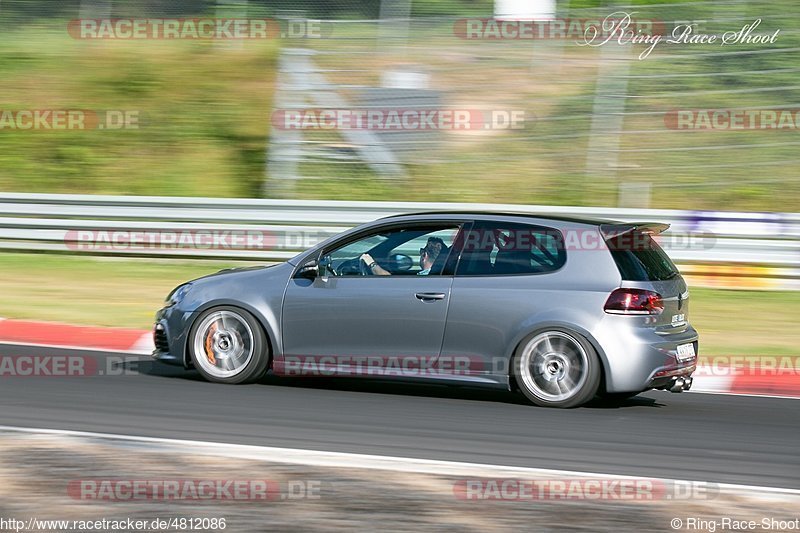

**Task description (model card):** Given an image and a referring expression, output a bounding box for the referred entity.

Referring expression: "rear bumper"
[593,317,699,393]
[646,360,697,389]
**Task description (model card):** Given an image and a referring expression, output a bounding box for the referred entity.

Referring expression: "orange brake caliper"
[204,322,218,365]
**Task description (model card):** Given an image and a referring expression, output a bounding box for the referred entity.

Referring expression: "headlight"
[165,284,191,307]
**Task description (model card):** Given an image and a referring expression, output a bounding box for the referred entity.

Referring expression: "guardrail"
[0,193,798,290]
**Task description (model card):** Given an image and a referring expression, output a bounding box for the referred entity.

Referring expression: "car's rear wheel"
[513,329,601,408]
[189,306,269,384]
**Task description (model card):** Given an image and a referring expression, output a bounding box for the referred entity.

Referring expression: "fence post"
[584,41,633,206]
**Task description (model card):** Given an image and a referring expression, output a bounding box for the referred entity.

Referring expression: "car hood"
[173,261,294,312]
[190,263,279,283]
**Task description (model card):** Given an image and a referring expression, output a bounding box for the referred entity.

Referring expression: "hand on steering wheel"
[360,253,375,276]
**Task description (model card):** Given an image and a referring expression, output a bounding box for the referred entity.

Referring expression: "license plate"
[676,343,696,362]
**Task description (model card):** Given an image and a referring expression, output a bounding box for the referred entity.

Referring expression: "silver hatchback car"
[154,212,698,408]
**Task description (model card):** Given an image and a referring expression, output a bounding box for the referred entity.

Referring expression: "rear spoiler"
[600,222,670,240]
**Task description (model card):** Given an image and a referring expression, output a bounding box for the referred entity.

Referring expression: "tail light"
[604,288,664,315]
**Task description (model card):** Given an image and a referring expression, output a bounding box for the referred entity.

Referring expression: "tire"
[513,329,601,408]
[188,306,270,384]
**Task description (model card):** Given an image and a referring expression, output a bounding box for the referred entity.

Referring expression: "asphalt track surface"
[0,344,797,489]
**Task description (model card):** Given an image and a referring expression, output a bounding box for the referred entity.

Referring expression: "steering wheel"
[334,258,356,276]
[359,255,374,276]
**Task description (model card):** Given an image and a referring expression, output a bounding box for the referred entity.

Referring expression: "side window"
[328,235,387,267]
[323,224,460,277]
[391,228,457,261]
[456,222,566,276]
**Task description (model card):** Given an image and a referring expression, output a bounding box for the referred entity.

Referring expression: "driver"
[360,237,445,276]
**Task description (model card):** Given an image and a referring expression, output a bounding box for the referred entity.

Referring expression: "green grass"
[2,10,800,210]
[0,253,797,358]
[689,288,800,357]
[0,253,239,328]
[0,25,278,198]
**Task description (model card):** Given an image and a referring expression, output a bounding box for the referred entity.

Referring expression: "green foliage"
[411,0,494,17]
[0,24,278,197]
[1,2,799,211]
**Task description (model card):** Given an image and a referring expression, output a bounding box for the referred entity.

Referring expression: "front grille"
[153,325,170,353]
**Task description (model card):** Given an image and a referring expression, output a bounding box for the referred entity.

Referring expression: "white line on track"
[0,424,797,499]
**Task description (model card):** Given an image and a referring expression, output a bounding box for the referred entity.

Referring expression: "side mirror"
[296,261,319,280]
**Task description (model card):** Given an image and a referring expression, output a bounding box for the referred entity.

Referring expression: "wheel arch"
[182,299,278,369]
[504,321,611,393]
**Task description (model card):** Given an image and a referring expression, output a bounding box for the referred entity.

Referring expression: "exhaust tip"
[669,378,685,393]
[683,377,693,391]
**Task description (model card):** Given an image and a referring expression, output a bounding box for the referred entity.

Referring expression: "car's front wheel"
[189,306,269,384]
[513,329,601,408]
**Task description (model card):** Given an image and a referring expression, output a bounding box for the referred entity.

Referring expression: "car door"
[440,219,568,376]
[280,222,463,377]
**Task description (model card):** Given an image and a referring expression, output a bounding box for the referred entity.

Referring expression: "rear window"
[456,222,566,276]
[606,232,679,281]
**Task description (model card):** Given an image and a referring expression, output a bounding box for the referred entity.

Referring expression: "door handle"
[415,292,446,301]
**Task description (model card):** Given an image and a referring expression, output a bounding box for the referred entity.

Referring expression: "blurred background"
[0,0,798,209]
[0,0,798,356]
